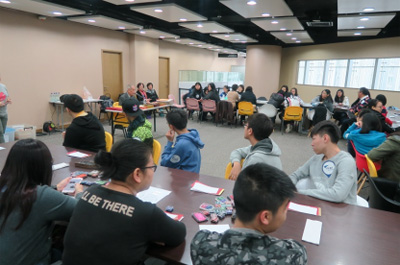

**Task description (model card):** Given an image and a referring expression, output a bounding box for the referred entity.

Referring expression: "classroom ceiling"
[1,0,399,54]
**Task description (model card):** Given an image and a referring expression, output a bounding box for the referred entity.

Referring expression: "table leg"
[111,114,115,143]
[61,105,64,131]
[153,110,157,132]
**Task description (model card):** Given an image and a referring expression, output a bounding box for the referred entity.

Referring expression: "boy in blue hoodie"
[161,109,204,173]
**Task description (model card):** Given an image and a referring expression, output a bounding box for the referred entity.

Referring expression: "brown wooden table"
[1,142,399,265]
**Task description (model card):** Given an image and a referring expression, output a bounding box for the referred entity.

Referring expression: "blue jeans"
[0,114,8,143]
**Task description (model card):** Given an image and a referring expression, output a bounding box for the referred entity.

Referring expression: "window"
[374,58,400,91]
[296,57,399,91]
[304,60,325,85]
[324,60,348,87]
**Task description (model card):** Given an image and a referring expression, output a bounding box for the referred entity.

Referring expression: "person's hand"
[74,184,84,195]
[56,176,72,191]
[229,162,241,181]
[165,129,175,142]
[355,121,362,128]
[6,98,11,105]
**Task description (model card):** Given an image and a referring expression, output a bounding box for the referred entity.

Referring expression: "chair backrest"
[113,102,121,107]
[238,101,254,116]
[365,154,378,177]
[258,104,277,118]
[283,106,303,121]
[168,94,176,104]
[350,141,381,173]
[202,99,217,112]
[186,98,200,111]
[257,96,267,101]
[224,159,245,179]
[104,131,113,152]
[153,139,162,165]
[366,170,400,213]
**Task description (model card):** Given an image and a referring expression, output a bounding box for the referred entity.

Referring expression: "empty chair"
[104,131,113,152]
[112,102,129,138]
[258,104,277,119]
[256,96,268,107]
[201,99,217,123]
[186,98,201,120]
[168,94,185,109]
[236,101,254,125]
[280,106,303,134]
[366,171,400,213]
[98,94,113,122]
[153,139,162,165]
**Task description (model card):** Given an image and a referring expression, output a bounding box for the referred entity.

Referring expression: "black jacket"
[371,109,394,134]
[190,89,205,100]
[240,91,257,105]
[63,112,106,152]
[204,90,220,103]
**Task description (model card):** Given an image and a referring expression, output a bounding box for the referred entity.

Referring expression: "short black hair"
[146,82,153,88]
[310,120,341,144]
[360,112,382,133]
[231,84,238,91]
[358,108,372,118]
[368,99,380,109]
[245,86,253,92]
[281,85,288,92]
[375,94,387,106]
[166,109,188,130]
[234,163,296,223]
[247,113,274,141]
[60,94,84,112]
[137,82,144,89]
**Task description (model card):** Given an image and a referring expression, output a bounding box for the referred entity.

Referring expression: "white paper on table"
[199,224,230,233]
[136,186,171,204]
[302,219,322,245]
[191,182,220,194]
[0,147,5,150]
[288,202,319,216]
[52,162,69,171]
[67,151,89,158]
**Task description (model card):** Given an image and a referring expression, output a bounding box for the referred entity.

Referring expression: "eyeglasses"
[142,165,157,172]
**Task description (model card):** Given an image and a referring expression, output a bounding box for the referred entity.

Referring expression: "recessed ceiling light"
[262,13,270,17]
[189,42,194,44]
[179,18,187,22]
[360,17,369,21]
[247,0,257,6]
[125,0,135,2]
[291,37,297,40]
[354,32,362,36]
[241,41,247,43]
[212,30,218,33]
[0,0,11,3]
[52,11,63,16]
[357,26,365,29]
[88,19,96,23]
[198,45,202,47]
[234,38,240,41]
[280,28,286,31]
[118,26,126,30]
[159,36,165,39]
[154,8,163,13]
[286,33,292,36]
[176,39,181,42]
[271,20,279,24]
[296,40,301,43]
[208,46,213,49]
[197,24,203,28]
[363,7,375,12]
[224,34,230,38]
[139,30,146,34]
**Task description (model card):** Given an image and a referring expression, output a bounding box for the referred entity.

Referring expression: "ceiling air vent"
[306,20,333,27]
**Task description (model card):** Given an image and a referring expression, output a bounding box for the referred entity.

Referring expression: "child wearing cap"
[122,98,153,148]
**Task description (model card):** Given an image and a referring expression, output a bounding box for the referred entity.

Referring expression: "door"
[158,57,170,99]
[102,50,123,102]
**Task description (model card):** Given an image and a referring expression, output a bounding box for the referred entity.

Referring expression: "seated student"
[229,113,282,180]
[146,82,159,102]
[340,87,370,135]
[201,83,220,121]
[237,84,244,96]
[61,94,106,152]
[375,94,393,125]
[119,84,136,105]
[189,82,205,101]
[161,109,204,173]
[226,84,239,109]
[308,89,334,126]
[219,85,229,99]
[122,98,153,148]
[0,139,83,265]
[136,82,148,104]
[343,112,386,156]
[63,139,186,265]
[332,89,349,125]
[367,99,396,134]
[239,86,257,105]
[283,87,304,133]
[191,163,307,265]
[290,121,357,204]
[368,131,400,182]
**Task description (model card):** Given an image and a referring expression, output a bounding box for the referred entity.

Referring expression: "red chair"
[168,94,185,109]
[350,141,381,194]
[201,99,217,124]
[186,98,201,121]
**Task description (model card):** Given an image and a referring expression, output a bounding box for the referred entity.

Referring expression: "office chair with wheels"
[104,131,113,152]
[366,170,400,213]
[153,139,162,165]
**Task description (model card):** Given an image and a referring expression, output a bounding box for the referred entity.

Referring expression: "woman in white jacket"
[333,89,349,125]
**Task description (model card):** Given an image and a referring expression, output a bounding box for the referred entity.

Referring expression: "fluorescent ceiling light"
[179,18,187,21]
[0,0,11,3]
[154,8,163,13]
[360,17,369,21]
[296,40,301,43]
[271,20,279,24]
[357,26,365,29]
[197,24,203,28]
[140,30,146,34]
[125,0,135,2]
[247,0,256,6]
[159,35,165,38]
[262,13,270,17]
[286,33,292,36]
[363,7,375,12]
[354,32,362,35]
[52,11,63,16]
[118,26,126,29]
[280,28,286,31]
[291,37,297,40]
[88,19,96,23]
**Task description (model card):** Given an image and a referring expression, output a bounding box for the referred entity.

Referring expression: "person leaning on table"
[191,163,307,265]
[62,139,186,265]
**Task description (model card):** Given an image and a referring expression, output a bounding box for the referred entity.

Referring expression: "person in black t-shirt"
[63,139,186,265]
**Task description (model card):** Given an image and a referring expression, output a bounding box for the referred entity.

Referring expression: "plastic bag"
[83,86,93,100]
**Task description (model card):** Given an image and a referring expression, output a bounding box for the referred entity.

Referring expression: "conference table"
[0,142,399,265]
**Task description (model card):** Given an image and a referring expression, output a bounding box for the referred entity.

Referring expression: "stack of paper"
[190,181,224,195]
[52,162,69,171]
[137,186,171,204]
[302,219,322,245]
[67,151,90,158]
[288,202,321,216]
